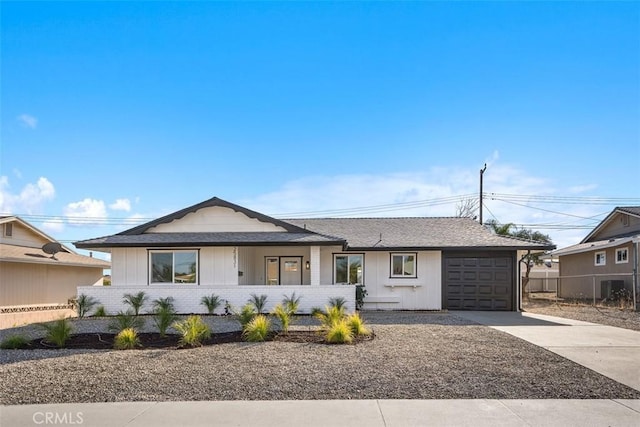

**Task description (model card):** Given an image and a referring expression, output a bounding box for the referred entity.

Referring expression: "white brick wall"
[76,285,355,315]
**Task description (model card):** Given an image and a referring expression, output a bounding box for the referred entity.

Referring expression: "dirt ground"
[523,297,640,332]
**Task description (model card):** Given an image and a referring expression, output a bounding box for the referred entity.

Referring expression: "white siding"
[147,206,288,233]
[111,248,147,286]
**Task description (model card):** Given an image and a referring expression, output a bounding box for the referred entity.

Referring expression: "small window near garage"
[3,223,13,237]
[334,254,363,285]
[616,248,629,264]
[594,251,606,266]
[390,253,417,278]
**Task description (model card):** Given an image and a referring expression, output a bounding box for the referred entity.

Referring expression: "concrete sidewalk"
[2,399,639,427]
[454,311,640,392]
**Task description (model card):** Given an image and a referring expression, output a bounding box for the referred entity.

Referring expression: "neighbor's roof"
[285,217,555,251]
[0,216,76,254]
[0,243,110,268]
[580,206,640,244]
[554,234,640,257]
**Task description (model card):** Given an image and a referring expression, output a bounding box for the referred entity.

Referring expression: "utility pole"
[479,163,487,225]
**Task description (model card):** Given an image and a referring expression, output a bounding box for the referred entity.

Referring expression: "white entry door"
[280,257,302,286]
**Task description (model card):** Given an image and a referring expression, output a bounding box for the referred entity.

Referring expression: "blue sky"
[1,1,639,256]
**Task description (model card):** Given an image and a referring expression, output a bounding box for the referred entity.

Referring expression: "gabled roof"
[553,235,639,257]
[0,216,75,253]
[118,197,309,235]
[75,232,345,248]
[285,217,554,251]
[75,197,346,249]
[580,206,640,243]
[74,197,554,251]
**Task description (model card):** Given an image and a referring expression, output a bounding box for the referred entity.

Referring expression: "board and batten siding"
[318,248,442,310]
[111,247,238,286]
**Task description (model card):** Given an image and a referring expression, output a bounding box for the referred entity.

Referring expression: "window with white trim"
[150,250,198,284]
[334,254,363,285]
[616,248,629,264]
[594,251,606,266]
[391,253,417,278]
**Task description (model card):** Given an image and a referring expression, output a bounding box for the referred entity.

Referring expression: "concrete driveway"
[454,311,640,392]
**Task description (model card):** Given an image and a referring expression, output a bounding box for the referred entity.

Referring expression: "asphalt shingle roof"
[285,217,553,250]
[0,243,110,268]
[75,232,344,248]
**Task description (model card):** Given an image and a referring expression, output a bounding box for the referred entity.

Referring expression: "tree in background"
[455,198,478,219]
[485,219,553,297]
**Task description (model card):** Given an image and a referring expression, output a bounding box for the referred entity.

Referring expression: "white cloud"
[17,114,38,129]
[241,162,604,250]
[41,218,65,233]
[109,198,131,212]
[64,198,107,225]
[0,176,56,214]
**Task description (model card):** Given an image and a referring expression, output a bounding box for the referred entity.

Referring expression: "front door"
[280,257,302,286]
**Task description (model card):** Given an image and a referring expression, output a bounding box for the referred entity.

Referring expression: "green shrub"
[236,304,257,330]
[325,319,354,344]
[271,304,292,334]
[75,294,99,318]
[114,328,140,350]
[346,312,370,336]
[153,306,177,337]
[40,318,73,347]
[152,296,175,312]
[108,310,145,333]
[173,315,211,347]
[0,334,30,349]
[201,294,222,315]
[248,293,268,314]
[93,305,107,317]
[282,292,301,314]
[122,291,148,315]
[243,315,271,342]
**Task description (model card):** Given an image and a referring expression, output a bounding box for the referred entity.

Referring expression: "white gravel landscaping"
[1,312,638,404]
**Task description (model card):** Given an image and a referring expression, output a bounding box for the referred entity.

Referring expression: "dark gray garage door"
[443,252,514,311]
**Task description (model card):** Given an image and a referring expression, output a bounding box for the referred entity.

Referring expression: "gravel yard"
[523,300,640,332]
[1,311,639,404]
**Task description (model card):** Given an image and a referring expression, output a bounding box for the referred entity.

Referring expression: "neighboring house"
[74,197,553,313]
[553,207,640,301]
[0,216,110,309]
[523,256,559,293]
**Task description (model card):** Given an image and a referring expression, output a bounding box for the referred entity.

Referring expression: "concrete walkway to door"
[454,311,640,392]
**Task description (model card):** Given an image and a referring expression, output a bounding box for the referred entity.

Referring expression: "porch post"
[310,246,320,286]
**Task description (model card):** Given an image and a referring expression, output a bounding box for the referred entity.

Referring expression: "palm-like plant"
[312,305,346,329]
[122,291,148,315]
[109,310,145,333]
[40,318,73,347]
[201,294,222,315]
[282,292,301,315]
[272,304,292,334]
[236,304,256,330]
[248,293,268,314]
[328,296,347,310]
[152,296,175,312]
[75,294,98,318]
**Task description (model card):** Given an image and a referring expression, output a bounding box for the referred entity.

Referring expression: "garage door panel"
[444,253,513,311]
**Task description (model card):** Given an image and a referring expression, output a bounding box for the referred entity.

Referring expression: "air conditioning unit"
[600,280,625,300]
